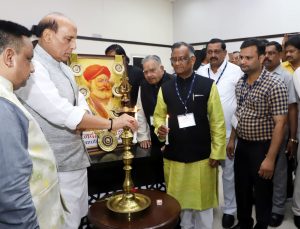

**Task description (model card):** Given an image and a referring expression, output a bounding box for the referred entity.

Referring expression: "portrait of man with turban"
[83,64,113,119]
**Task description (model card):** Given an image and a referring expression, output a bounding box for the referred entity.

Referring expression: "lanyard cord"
[175,74,196,114]
[208,62,228,85]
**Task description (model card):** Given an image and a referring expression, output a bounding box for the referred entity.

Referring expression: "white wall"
[173,0,300,44]
[3,0,297,71]
[223,37,283,53]
[76,39,173,72]
[1,0,174,71]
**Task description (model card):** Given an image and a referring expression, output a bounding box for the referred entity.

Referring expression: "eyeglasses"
[170,56,190,64]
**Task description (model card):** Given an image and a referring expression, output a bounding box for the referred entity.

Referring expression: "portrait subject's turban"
[83,64,111,81]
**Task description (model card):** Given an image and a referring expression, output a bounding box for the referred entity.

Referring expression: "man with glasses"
[197,38,242,229]
[153,42,226,229]
[264,41,298,227]
[16,13,137,229]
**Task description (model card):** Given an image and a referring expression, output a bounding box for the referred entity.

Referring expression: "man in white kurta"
[197,38,242,229]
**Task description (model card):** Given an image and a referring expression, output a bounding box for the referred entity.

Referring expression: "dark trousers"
[234,138,273,229]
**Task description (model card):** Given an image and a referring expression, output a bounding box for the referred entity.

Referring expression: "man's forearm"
[288,103,298,139]
[77,113,110,130]
[229,128,236,142]
[267,117,287,161]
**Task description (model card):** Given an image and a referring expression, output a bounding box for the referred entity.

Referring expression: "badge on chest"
[177,113,196,128]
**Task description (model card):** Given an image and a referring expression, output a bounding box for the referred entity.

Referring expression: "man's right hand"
[113,114,138,132]
[157,125,169,139]
[139,140,151,149]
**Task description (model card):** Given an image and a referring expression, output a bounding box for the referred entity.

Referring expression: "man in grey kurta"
[16,13,137,229]
[16,16,90,228]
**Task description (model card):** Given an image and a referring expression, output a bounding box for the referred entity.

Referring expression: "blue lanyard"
[208,62,228,85]
[175,74,196,114]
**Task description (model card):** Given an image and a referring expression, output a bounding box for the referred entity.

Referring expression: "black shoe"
[253,221,268,229]
[230,220,254,229]
[294,215,300,228]
[230,224,241,229]
[222,214,235,228]
[269,213,284,227]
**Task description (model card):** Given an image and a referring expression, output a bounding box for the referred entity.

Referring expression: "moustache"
[210,57,218,61]
[98,84,111,90]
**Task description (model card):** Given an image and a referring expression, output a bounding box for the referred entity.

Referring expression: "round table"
[88,189,181,229]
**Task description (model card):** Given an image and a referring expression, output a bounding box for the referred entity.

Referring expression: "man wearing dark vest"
[153,42,226,229]
[137,55,172,151]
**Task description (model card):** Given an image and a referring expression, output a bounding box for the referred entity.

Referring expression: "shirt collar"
[271,64,282,75]
[242,67,268,85]
[0,75,13,92]
[176,72,195,83]
[35,44,60,68]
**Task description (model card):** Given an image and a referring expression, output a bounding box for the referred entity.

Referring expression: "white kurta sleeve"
[78,90,91,114]
[136,87,151,142]
[293,68,300,99]
[16,60,86,130]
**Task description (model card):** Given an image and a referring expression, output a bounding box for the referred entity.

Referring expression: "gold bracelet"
[289,138,298,144]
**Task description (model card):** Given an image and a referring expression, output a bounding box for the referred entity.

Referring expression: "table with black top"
[87,146,166,201]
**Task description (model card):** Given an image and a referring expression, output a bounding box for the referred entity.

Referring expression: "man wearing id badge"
[153,42,226,229]
[197,38,243,229]
[228,39,288,229]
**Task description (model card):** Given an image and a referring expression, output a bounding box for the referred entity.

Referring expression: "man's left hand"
[285,140,298,160]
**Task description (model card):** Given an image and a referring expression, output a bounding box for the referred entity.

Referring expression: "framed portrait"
[69,54,127,162]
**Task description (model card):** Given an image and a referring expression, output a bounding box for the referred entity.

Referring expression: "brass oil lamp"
[106,61,150,220]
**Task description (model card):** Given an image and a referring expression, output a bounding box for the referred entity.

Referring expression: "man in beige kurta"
[0,20,65,228]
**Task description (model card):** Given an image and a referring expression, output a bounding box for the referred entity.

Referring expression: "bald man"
[16,13,137,229]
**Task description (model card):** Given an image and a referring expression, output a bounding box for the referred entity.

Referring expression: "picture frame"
[69,54,127,162]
